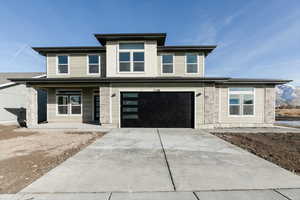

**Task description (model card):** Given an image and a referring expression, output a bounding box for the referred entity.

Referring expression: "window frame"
[57,95,69,115]
[56,90,82,116]
[86,54,101,75]
[70,95,82,115]
[228,88,255,117]
[56,55,70,75]
[161,53,175,75]
[185,53,199,74]
[118,41,145,73]
[119,52,131,72]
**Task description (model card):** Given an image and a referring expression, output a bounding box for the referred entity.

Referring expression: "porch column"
[264,86,276,124]
[26,86,38,128]
[99,84,111,126]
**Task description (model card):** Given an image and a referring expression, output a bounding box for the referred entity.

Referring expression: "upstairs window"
[119,52,131,72]
[57,55,69,74]
[119,43,144,72]
[186,53,198,73]
[229,88,254,116]
[133,52,144,72]
[162,54,174,74]
[88,55,100,74]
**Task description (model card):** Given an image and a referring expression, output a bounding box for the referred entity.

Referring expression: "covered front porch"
[26,83,112,128]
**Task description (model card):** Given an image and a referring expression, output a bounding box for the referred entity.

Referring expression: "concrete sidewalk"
[3,189,300,200]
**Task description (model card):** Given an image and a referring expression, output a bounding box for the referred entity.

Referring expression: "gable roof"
[0,72,45,88]
[94,33,167,46]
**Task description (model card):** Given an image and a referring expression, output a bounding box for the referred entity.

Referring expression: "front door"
[94,95,100,121]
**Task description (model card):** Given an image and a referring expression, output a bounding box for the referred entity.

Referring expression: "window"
[57,55,69,74]
[56,91,81,115]
[70,96,81,114]
[119,52,131,72]
[133,52,144,72]
[186,53,198,73]
[119,43,144,72]
[123,107,138,112]
[122,92,139,121]
[57,96,68,114]
[229,88,254,116]
[88,55,100,74]
[123,100,138,105]
[162,54,173,73]
[123,93,138,98]
[123,114,138,119]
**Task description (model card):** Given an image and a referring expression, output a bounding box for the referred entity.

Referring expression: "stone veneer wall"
[206,84,276,128]
[26,86,38,128]
[99,84,111,126]
[204,84,215,125]
[82,88,93,123]
[264,86,275,124]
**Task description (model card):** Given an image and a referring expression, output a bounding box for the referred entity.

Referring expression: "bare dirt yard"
[212,132,300,175]
[0,125,105,193]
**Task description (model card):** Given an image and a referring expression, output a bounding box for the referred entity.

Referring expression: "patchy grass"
[0,125,105,193]
[212,132,300,175]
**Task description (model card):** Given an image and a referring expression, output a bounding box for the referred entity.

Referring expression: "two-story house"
[10,33,290,129]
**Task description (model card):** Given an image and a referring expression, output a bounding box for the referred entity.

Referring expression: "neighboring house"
[0,72,46,125]
[10,33,290,128]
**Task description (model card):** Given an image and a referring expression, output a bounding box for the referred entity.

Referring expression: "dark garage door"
[121,92,194,128]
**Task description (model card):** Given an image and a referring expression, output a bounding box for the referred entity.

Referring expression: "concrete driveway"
[21,128,300,193]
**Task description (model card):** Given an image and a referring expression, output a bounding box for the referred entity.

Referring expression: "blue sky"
[0,0,299,85]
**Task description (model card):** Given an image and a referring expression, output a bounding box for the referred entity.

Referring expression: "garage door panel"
[121,92,194,128]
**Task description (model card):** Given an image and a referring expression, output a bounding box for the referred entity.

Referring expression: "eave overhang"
[219,78,292,85]
[8,77,291,86]
[157,45,217,56]
[94,33,167,46]
[32,47,106,56]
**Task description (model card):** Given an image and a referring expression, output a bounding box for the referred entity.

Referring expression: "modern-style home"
[10,33,290,129]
